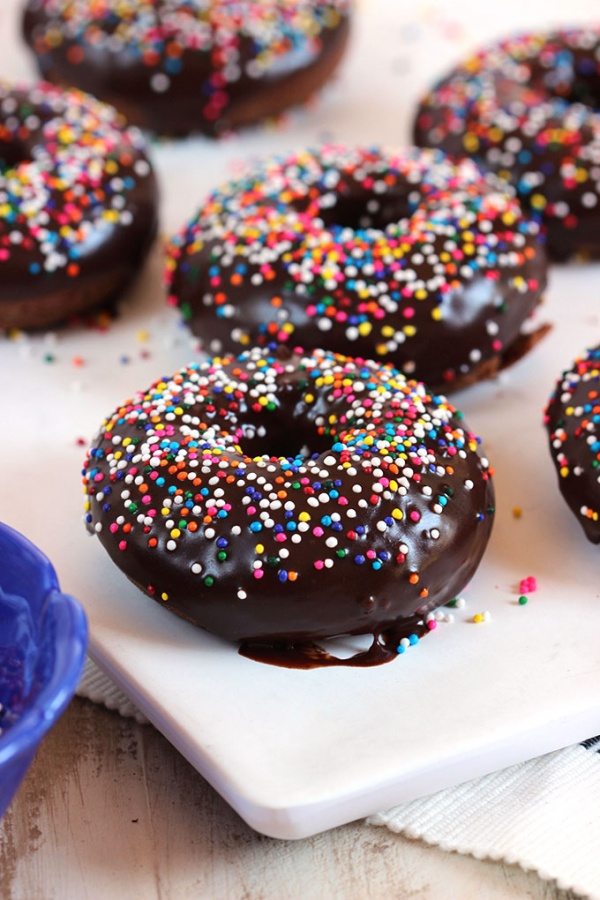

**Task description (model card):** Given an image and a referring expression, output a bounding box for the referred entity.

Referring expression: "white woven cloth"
[369,743,600,899]
[78,658,149,724]
[78,658,600,898]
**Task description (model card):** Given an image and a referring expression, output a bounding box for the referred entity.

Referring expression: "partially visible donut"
[0,81,157,330]
[166,145,548,391]
[414,29,600,261]
[23,0,351,137]
[545,346,600,543]
[82,345,495,668]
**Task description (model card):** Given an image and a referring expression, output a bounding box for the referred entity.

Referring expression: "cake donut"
[82,345,495,668]
[23,0,351,137]
[414,29,600,261]
[166,145,548,390]
[545,346,600,543]
[0,81,157,330]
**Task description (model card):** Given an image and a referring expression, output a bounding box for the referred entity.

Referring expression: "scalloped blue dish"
[0,522,88,818]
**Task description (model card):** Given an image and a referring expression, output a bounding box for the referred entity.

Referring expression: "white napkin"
[78,657,149,724]
[78,658,600,898]
[369,741,600,899]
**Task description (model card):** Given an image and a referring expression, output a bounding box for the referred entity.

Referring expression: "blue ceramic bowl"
[0,522,88,818]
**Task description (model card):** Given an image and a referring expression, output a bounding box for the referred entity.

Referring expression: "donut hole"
[536,59,600,111]
[0,137,32,172]
[238,416,332,461]
[563,73,600,110]
[318,188,414,232]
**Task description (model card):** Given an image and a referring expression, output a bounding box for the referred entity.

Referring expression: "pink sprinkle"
[314,560,324,570]
[427,619,437,631]
[118,540,127,551]
[519,576,537,594]
[253,569,264,580]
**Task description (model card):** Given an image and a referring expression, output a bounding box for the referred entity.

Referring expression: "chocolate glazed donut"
[23,0,351,137]
[545,346,600,543]
[166,145,548,391]
[82,346,495,668]
[0,82,157,330]
[414,28,600,261]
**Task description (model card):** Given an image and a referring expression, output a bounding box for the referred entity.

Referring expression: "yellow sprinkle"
[531,193,547,211]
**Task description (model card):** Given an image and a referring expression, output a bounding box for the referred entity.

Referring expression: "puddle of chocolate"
[239,616,431,668]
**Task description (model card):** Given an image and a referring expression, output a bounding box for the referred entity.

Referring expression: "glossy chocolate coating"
[414,29,600,261]
[545,346,600,543]
[83,346,495,666]
[167,146,547,391]
[23,1,351,137]
[0,82,157,329]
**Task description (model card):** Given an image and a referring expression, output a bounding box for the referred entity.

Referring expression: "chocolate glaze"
[166,146,547,392]
[82,346,495,667]
[414,28,600,261]
[23,1,351,137]
[0,82,157,330]
[545,345,600,543]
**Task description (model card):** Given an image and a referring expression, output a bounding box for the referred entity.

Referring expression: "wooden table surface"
[0,698,581,900]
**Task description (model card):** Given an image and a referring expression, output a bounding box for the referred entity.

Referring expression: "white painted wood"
[0,701,574,900]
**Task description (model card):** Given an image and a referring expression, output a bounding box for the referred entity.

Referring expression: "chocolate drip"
[239,616,430,668]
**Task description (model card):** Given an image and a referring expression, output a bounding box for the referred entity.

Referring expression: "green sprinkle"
[518,595,528,606]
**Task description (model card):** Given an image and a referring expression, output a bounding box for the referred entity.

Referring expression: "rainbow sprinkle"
[82,345,494,628]
[166,145,545,387]
[0,81,153,281]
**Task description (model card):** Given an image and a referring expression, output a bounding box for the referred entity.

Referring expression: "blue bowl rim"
[0,522,88,766]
